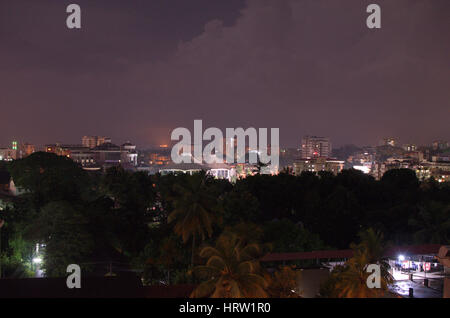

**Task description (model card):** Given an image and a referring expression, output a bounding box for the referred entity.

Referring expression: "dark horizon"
[1,0,449,149]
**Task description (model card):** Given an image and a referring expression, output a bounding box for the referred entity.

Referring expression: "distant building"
[145,146,172,166]
[0,148,17,161]
[402,144,417,152]
[404,151,424,162]
[82,136,111,149]
[432,152,450,162]
[293,157,344,176]
[371,156,450,182]
[45,144,64,155]
[91,142,122,167]
[301,136,331,159]
[149,152,171,165]
[86,141,139,169]
[21,143,35,157]
[416,161,450,182]
[45,144,84,156]
[382,138,396,147]
[371,162,386,180]
[44,144,95,166]
[43,140,138,170]
[68,149,97,167]
[159,162,235,182]
[432,140,449,151]
[159,163,203,176]
[429,161,450,183]
[121,142,138,167]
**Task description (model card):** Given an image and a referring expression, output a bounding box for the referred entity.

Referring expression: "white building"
[159,162,235,182]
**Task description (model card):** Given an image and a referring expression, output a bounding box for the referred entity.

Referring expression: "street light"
[398,255,405,261]
[32,257,42,264]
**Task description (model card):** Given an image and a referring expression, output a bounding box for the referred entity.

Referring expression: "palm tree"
[325,228,393,298]
[266,266,302,298]
[191,233,268,298]
[168,172,219,267]
[158,237,182,285]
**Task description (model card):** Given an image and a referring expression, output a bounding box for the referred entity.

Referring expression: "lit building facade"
[293,157,344,176]
[21,143,35,157]
[121,142,138,166]
[0,148,17,161]
[403,144,417,152]
[301,136,331,159]
[159,162,235,182]
[82,136,111,149]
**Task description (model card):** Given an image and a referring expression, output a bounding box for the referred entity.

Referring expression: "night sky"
[1,0,449,148]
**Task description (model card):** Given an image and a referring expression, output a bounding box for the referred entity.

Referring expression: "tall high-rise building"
[301,136,331,158]
[82,136,111,149]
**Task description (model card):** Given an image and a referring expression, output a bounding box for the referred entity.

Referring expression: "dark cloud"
[0,0,448,148]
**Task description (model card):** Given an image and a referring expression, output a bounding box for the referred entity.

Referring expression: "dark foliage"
[1,152,449,282]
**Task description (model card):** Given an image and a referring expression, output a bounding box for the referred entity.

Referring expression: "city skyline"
[1,0,449,302]
[1,134,448,152]
[1,0,449,148]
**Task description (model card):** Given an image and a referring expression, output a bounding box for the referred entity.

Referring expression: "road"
[391,280,443,298]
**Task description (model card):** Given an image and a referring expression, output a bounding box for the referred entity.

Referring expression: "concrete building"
[0,148,17,161]
[82,136,111,149]
[432,140,449,151]
[403,144,417,152]
[293,157,344,176]
[432,152,450,162]
[301,136,331,159]
[21,143,35,157]
[44,141,139,170]
[68,149,97,167]
[159,162,235,182]
[91,142,122,167]
[121,142,138,167]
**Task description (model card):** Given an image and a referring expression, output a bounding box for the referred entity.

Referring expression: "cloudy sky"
[0,0,449,148]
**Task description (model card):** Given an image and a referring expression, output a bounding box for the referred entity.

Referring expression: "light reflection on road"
[391,280,442,298]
